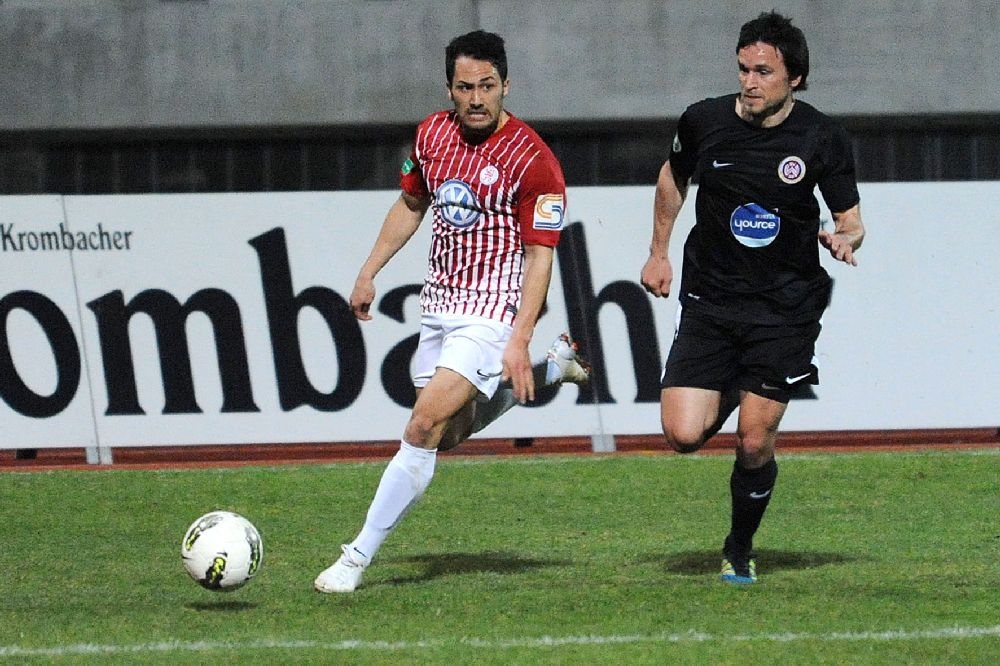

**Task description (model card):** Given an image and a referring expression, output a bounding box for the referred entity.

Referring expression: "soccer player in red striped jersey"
[315,30,589,594]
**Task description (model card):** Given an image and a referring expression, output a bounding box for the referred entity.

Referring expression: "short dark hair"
[737,11,809,91]
[445,30,508,86]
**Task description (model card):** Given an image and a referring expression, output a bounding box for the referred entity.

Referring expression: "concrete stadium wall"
[1,0,997,131]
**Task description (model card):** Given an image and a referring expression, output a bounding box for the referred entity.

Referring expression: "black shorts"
[661,308,822,404]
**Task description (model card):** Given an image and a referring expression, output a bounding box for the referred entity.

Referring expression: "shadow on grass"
[382,551,571,586]
[184,600,259,612]
[654,549,856,576]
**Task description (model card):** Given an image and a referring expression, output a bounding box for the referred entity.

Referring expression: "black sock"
[726,457,778,556]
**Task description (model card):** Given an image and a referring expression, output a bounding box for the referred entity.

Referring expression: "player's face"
[448,55,509,143]
[737,42,801,125]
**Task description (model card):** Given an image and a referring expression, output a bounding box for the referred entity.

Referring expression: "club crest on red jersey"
[479,165,499,185]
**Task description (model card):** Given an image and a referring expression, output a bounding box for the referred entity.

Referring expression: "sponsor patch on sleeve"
[400,157,416,175]
[533,194,565,231]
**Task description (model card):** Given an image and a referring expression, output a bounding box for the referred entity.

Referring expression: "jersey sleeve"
[399,149,429,200]
[516,151,566,248]
[667,107,698,186]
[817,124,861,213]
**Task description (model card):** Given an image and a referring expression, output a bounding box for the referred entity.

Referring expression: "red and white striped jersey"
[400,110,566,325]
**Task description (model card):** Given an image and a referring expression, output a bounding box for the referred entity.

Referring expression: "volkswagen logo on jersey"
[435,179,482,228]
[730,203,780,248]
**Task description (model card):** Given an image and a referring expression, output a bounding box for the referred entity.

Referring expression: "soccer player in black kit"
[640,11,865,584]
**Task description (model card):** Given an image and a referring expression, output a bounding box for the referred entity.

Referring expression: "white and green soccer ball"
[181,511,263,591]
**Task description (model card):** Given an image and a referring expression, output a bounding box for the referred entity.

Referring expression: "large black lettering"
[378,285,421,408]
[557,222,663,404]
[87,289,258,415]
[249,228,364,412]
[0,291,80,417]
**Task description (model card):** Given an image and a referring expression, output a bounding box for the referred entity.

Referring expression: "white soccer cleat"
[314,544,367,593]
[546,333,592,385]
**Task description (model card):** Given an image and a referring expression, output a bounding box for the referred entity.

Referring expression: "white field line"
[1,625,998,658]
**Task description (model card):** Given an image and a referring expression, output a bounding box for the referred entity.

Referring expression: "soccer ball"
[181,511,263,591]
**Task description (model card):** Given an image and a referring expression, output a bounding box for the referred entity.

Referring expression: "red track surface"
[2,428,997,472]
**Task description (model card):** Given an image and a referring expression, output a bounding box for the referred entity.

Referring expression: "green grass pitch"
[1,448,998,663]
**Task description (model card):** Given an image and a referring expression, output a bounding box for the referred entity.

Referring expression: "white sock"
[471,361,553,434]
[349,441,436,563]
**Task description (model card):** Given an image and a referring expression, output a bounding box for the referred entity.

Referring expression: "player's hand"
[640,254,674,298]
[501,338,534,404]
[349,276,376,320]
[818,230,859,266]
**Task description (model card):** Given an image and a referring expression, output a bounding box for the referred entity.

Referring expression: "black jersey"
[668,93,860,324]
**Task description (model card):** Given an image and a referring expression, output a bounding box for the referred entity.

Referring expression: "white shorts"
[411,313,512,400]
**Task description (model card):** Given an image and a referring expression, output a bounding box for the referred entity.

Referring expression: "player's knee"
[662,424,706,454]
[672,440,704,454]
[403,412,438,447]
[735,429,774,465]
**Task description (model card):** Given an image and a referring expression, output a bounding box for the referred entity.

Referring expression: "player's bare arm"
[818,203,865,266]
[350,192,430,320]
[641,160,688,298]
[503,242,555,404]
